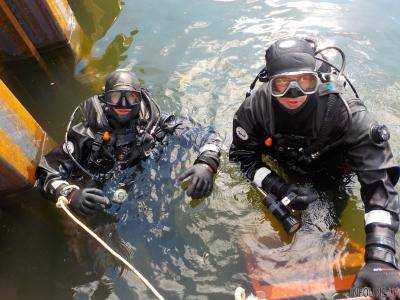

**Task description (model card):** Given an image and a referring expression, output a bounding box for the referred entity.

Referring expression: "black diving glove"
[140,132,155,154]
[178,164,215,199]
[352,261,400,300]
[260,173,317,210]
[284,184,318,210]
[261,172,288,198]
[68,188,111,216]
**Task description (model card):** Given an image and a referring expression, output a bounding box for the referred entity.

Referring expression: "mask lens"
[125,91,140,105]
[297,74,318,92]
[105,90,141,106]
[271,76,291,96]
[108,91,122,105]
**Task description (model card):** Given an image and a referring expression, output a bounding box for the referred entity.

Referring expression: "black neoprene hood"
[265,38,316,78]
[105,70,141,92]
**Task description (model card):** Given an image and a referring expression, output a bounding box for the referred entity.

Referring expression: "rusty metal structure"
[0,79,53,196]
[0,0,81,196]
[0,0,82,62]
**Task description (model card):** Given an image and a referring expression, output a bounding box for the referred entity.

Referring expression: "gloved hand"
[178,164,215,199]
[68,188,111,216]
[352,261,400,300]
[285,184,318,210]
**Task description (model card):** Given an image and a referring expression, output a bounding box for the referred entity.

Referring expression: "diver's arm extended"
[346,109,399,269]
[192,126,221,173]
[162,114,222,172]
[159,115,221,198]
[357,169,399,267]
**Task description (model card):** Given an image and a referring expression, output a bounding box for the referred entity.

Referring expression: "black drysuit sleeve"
[35,123,90,198]
[345,105,399,266]
[164,115,222,172]
[345,108,399,215]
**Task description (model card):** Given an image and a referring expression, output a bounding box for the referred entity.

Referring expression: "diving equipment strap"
[253,167,271,187]
[365,245,398,269]
[366,225,396,252]
[199,143,220,154]
[194,143,221,173]
[365,210,393,227]
[48,179,69,195]
[365,210,398,269]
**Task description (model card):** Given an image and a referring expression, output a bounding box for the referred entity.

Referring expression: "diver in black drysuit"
[229,38,400,298]
[35,70,222,296]
[36,69,221,216]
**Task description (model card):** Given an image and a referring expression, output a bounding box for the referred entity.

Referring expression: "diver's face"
[271,73,317,109]
[107,90,140,117]
[277,95,308,110]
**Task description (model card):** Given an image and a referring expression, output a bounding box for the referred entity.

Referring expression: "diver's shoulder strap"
[311,93,352,154]
[317,78,366,115]
[345,97,367,114]
[140,90,161,133]
[317,81,341,96]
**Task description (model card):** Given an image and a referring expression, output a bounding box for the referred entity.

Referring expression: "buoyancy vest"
[265,90,365,177]
[69,95,162,179]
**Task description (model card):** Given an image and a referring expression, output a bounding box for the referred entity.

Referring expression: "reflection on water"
[67,0,123,43]
[76,30,138,91]
[1,0,400,299]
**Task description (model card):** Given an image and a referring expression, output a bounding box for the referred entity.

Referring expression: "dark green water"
[1,0,400,299]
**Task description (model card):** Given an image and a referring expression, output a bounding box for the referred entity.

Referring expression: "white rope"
[56,196,164,300]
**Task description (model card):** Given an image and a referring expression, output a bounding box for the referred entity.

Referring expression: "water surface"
[1,0,400,299]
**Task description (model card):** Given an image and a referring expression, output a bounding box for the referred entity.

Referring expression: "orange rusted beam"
[0,0,83,68]
[44,0,70,37]
[0,1,50,76]
[43,0,84,58]
[0,79,54,195]
[0,129,38,192]
[0,79,45,138]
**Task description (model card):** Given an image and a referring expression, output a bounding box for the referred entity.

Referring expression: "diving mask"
[103,89,141,108]
[270,72,319,97]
